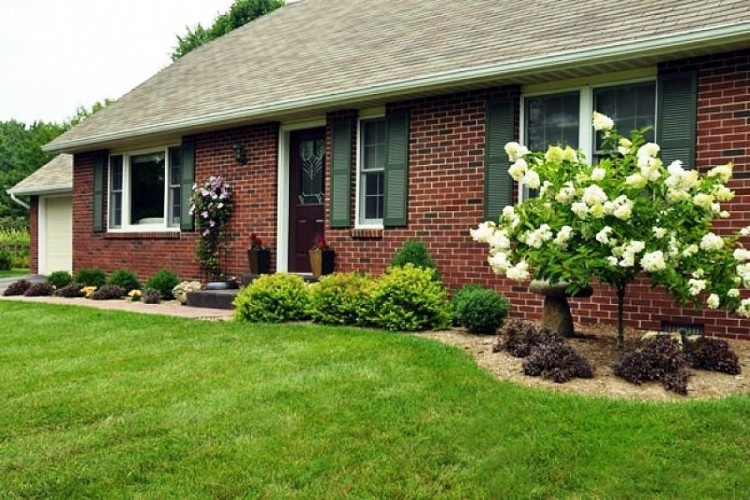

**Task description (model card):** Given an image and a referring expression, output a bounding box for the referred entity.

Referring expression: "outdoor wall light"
[232,143,248,165]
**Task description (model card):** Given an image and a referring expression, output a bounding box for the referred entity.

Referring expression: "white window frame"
[107,147,180,232]
[519,75,657,201]
[355,112,386,228]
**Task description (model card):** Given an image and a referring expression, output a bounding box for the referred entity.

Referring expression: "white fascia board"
[7,184,73,196]
[44,22,750,154]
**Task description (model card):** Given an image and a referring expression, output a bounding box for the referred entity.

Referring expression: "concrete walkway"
[0,275,233,320]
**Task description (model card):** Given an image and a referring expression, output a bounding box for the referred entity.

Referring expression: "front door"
[288,127,326,272]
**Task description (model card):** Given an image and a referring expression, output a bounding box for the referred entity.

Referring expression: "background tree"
[171,0,284,61]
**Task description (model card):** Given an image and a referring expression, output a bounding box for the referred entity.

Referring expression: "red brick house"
[41,0,750,337]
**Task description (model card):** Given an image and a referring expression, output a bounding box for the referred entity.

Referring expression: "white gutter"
[7,190,30,210]
[44,22,750,153]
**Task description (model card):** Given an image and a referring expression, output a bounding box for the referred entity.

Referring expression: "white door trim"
[276,119,326,273]
[37,196,47,274]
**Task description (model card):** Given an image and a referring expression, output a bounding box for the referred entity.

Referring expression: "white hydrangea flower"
[641,250,666,272]
[583,184,608,206]
[555,182,577,204]
[692,268,705,279]
[522,170,541,189]
[637,143,661,158]
[545,146,565,164]
[728,288,740,298]
[525,224,553,249]
[688,278,707,296]
[738,299,750,318]
[692,193,715,210]
[741,226,750,237]
[508,158,528,181]
[707,163,733,183]
[506,260,530,281]
[504,142,529,162]
[563,146,579,163]
[488,251,511,273]
[706,294,720,309]
[554,226,573,247]
[700,233,724,251]
[488,229,511,251]
[539,180,553,196]
[652,227,667,239]
[571,202,588,219]
[682,244,699,257]
[734,249,750,262]
[590,203,606,219]
[667,189,690,204]
[591,167,606,181]
[607,256,619,266]
[596,226,613,245]
[713,185,735,202]
[613,199,633,221]
[502,206,516,220]
[720,210,731,219]
[738,263,750,287]
[470,221,496,243]
[592,111,614,132]
[625,173,647,189]
[617,137,632,156]
[639,157,662,182]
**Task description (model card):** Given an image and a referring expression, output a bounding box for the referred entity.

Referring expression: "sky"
[0,0,236,124]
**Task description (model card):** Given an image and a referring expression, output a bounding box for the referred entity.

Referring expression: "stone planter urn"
[529,280,593,337]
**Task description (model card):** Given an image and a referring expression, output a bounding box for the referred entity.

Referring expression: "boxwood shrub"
[234,273,310,323]
[73,268,106,287]
[47,271,73,289]
[369,264,451,332]
[453,285,510,334]
[309,272,374,326]
[107,269,141,292]
[145,269,179,300]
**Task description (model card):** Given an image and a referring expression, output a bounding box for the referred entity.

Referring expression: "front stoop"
[186,289,238,310]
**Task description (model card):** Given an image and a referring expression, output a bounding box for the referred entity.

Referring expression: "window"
[358,118,386,225]
[594,83,655,154]
[525,92,580,151]
[108,148,181,230]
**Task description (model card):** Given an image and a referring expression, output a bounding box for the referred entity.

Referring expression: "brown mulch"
[416,323,750,401]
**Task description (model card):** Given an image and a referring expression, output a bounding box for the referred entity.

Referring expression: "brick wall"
[72,123,279,282]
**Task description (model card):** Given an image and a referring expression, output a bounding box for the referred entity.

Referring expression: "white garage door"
[41,196,73,274]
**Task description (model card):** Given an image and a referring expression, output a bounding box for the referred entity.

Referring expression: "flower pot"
[308,248,335,277]
[247,248,271,275]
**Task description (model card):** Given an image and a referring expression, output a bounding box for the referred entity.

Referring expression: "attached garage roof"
[45,0,750,153]
[7,154,73,196]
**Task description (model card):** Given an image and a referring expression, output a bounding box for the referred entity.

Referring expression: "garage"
[6,154,73,275]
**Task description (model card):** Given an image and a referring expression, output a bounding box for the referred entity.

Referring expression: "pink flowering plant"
[189,176,233,279]
[472,112,750,346]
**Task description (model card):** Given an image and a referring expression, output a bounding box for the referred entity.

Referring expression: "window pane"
[109,156,123,228]
[298,138,325,205]
[364,172,384,220]
[168,147,181,227]
[526,93,580,151]
[594,83,656,149]
[362,119,386,171]
[130,152,165,225]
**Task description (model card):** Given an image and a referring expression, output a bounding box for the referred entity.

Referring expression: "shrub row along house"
[28,0,750,337]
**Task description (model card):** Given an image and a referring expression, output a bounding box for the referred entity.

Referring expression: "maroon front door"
[288,128,326,272]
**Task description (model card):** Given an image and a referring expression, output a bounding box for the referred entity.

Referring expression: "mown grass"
[0,268,29,278]
[1,301,749,498]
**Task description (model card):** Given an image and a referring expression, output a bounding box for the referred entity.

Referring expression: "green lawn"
[0,268,29,278]
[1,302,749,498]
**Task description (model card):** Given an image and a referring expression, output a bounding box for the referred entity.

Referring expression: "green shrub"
[309,272,374,326]
[0,228,30,269]
[391,239,438,273]
[0,249,11,271]
[453,286,510,334]
[74,268,106,287]
[451,284,484,325]
[107,269,141,292]
[24,282,55,297]
[142,288,161,304]
[47,271,73,289]
[3,279,32,296]
[234,273,310,323]
[370,264,451,332]
[145,269,180,300]
[91,285,126,300]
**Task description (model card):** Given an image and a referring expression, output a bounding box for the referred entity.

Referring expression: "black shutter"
[657,70,697,169]
[383,109,409,227]
[484,99,516,221]
[92,155,105,233]
[330,119,352,228]
[180,140,195,231]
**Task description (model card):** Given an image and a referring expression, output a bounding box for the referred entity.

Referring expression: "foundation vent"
[660,321,705,336]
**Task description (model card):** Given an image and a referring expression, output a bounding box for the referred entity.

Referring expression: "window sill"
[104,231,181,240]
[351,227,383,239]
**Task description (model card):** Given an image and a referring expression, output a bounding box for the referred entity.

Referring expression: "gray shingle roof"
[46,0,750,152]
[8,154,72,195]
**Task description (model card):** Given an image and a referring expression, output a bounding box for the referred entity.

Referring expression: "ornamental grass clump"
[472,113,750,346]
[233,273,310,323]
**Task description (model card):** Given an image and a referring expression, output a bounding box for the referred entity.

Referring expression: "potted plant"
[308,236,335,277]
[247,233,271,275]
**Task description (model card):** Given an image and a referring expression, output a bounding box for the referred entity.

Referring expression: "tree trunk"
[616,284,626,348]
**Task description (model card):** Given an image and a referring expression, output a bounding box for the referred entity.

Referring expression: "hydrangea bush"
[189,176,232,279]
[472,113,750,346]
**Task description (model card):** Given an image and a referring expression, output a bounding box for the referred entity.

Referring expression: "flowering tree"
[190,176,233,280]
[472,113,750,346]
